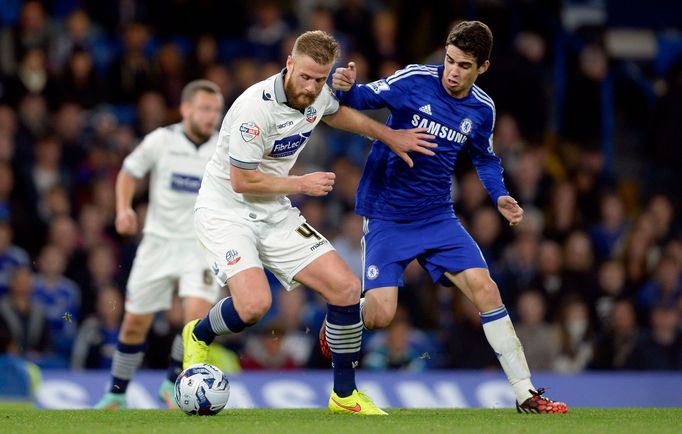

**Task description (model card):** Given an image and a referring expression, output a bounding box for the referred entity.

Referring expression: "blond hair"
[180,79,221,103]
[292,30,340,65]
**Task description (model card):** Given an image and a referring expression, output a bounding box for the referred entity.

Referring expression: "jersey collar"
[274,68,288,104]
[274,68,307,114]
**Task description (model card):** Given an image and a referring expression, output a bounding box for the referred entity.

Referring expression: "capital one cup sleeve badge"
[239,122,261,142]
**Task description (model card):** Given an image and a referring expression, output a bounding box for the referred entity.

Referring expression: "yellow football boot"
[182,319,209,369]
[328,389,388,415]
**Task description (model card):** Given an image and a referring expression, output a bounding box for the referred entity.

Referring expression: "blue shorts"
[361,214,487,292]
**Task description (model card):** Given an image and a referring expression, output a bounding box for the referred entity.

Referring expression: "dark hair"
[292,30,340,65]
[446,21,493,66]
[180,79,222,103]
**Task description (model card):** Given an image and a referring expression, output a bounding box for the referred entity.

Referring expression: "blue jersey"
[337,64,509,221]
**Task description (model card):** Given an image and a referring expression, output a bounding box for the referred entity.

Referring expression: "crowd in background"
[0,0,680,374]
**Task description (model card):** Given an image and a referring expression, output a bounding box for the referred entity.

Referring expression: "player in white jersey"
[183,31,435,415]
[95,80,224,409]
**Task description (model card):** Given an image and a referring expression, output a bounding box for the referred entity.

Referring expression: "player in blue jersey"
[323,21,568,414]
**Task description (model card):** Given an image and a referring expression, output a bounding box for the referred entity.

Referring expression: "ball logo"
[460,118,473,134]
[367,265,379,280]
[239,122,261,142]
[225,249,241,266]
[305,106,317,123]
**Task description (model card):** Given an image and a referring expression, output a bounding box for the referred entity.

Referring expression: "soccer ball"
[174,364,230,415]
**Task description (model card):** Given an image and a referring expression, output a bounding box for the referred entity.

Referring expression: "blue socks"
[193,297,248,344]
[326,303,362,398]
[110,342,145,394]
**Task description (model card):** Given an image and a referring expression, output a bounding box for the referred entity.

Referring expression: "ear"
[180,101,190,119]
[286,55,294,70]
[478,59,490,75]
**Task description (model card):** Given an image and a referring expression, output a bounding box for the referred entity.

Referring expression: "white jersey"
[195,70,340,222]
[123,123,217,239]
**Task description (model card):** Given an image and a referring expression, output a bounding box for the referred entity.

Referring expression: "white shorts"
[125,235,221,314]
[194,206,335,290]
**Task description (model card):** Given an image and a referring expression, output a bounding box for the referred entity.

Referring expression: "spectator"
[589,192,629,261]
[0,221,29,296]
[545,181,580,242]
[246,0,290,62]
[55,47,105,108]
[0,0,55,76]
[594,260,629,328]
[529,240,564,313]
[591,299,639,370]
[0,325,41,402]
[70,283,122,370]
[152,42,188,107]
[446,295,498,370]
[628,304,682,370]
[561,230,597,302]
[637,256,682,312]
[241,321,303,370]
[107,22,153,104]
[332,212,364,279]
[0,267,50,363]
[514,290,560,371]
[470,207,504,270]
[32,244,81,366]
[553,296,594,372]
[499,232,539,306]
[188,34,219,80]
[363,315,430,372]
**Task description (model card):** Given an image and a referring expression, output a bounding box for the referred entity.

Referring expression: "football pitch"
[1,405,681,434]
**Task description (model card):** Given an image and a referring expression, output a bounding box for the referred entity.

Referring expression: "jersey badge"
[460,118,473,134]
[366,265,380,280]
[225,249,241,266]
[305,106,317,123]
[239,122,261,142]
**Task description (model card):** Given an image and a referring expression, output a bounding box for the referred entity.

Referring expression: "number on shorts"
[203,269,213,286]
[296,223,321,240]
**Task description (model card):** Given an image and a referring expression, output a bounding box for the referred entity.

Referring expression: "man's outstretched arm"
[323,105,436,168]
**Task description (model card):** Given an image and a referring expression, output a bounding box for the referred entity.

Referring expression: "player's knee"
[370,303,395,329]
[332,276,361,306]
[238,298,271,324]
[118,316,148,343]
[474,279,503,309]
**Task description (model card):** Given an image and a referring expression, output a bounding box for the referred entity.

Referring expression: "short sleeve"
[122,128,165,178]
[321,84,340,116]
[226,102,270,170]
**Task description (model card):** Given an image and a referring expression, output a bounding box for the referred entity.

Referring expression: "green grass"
[1,406,681,434]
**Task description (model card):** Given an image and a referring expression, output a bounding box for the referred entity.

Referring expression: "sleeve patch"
[239,122,261,142]
[367,80,391,94]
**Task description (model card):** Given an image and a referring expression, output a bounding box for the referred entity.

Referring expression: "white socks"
[480,306,534,403]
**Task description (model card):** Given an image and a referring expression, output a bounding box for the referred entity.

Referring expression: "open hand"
[497,196,524,226]
[384,127,437,168]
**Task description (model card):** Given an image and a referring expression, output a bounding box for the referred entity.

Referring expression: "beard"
[188,121,212,143]
[284,80,317,110]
